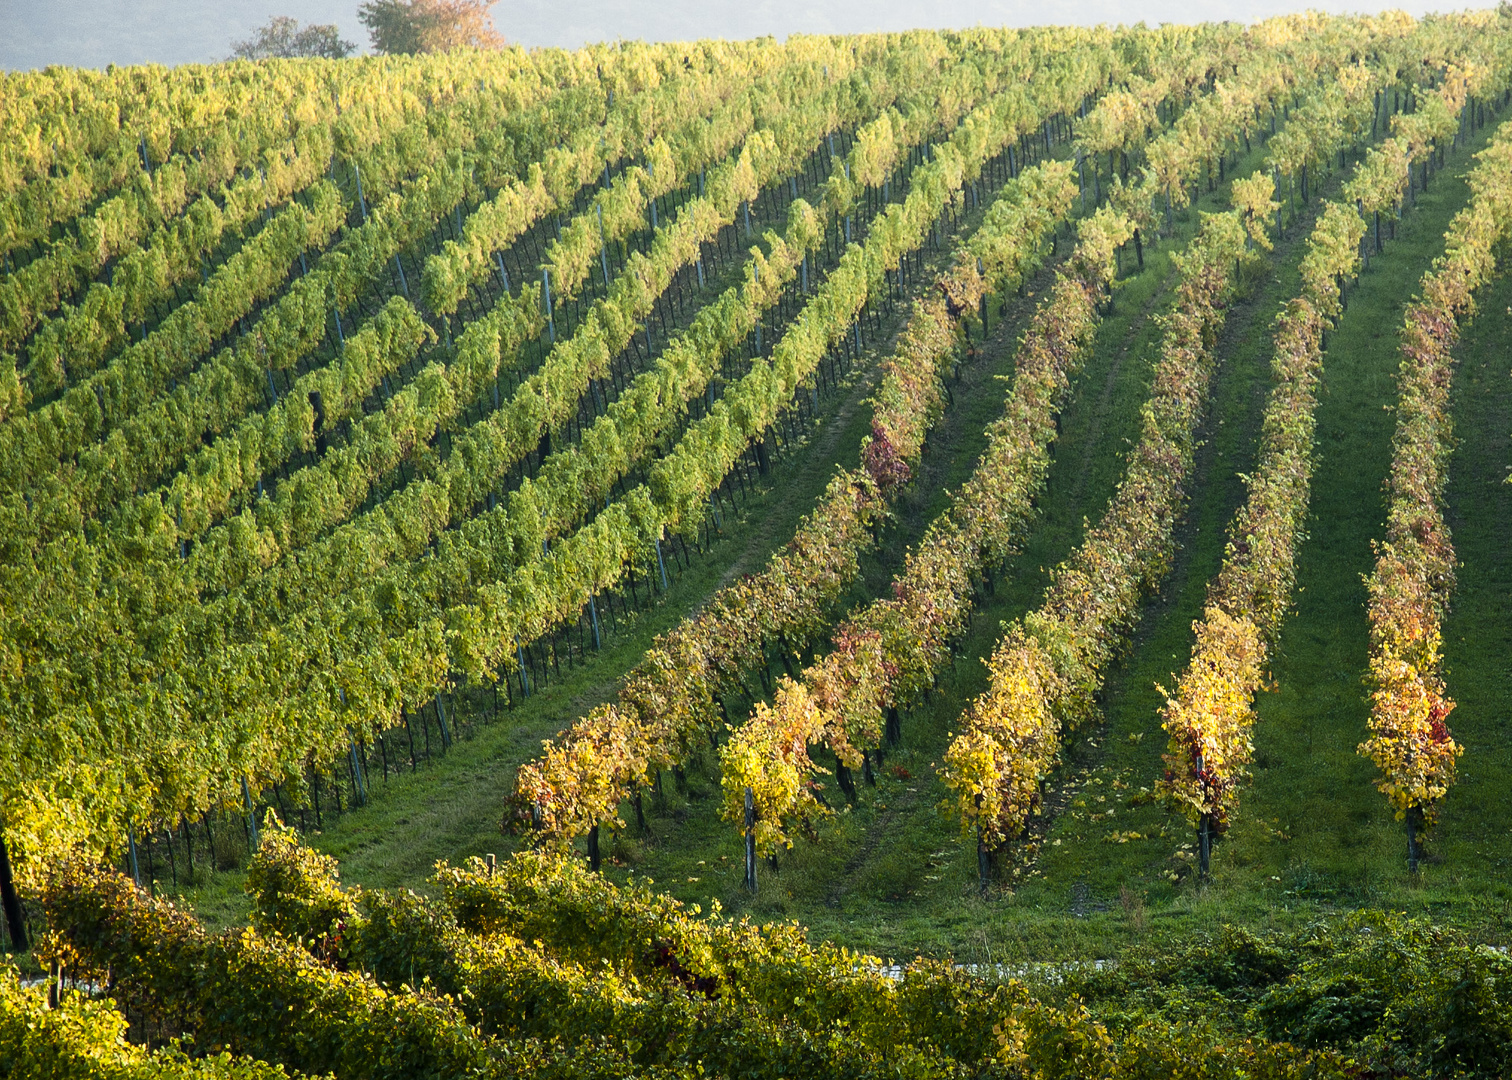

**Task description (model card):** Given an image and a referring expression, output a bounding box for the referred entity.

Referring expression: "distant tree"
[229,16,357,59]
[358,0,504,55]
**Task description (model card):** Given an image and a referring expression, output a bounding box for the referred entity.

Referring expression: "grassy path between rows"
[1430,254,1512,920]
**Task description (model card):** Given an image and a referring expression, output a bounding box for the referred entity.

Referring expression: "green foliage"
[351,887,459,994]
[39,839,1366,1079]
[436,851,695,972]
[1046,915,1512,1079]
[1253,914,1512,1077]
[0,967,296,1079]
[244,815,360,959]
[40,861,491,1080]
[229,17,357,60]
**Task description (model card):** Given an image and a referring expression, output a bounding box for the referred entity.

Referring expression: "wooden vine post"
[242,777,261,850]
[1195,752,1211,878]
[744,787,758,893]
[975,794,990,894]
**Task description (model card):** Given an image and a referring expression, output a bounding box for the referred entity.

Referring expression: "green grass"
[171,117,1512,963]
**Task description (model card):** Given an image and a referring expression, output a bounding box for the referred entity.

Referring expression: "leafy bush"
[0,966,294,1080]
[1254,913,1512,1078]
[38,836,1370,1079]
[1052,913,1512,1079]
[244,814,360,961]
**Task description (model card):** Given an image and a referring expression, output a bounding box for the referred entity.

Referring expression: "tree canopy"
[228,16,357,60]
[358,0,504,55]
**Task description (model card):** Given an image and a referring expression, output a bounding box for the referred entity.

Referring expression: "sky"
[0,0,1486,71]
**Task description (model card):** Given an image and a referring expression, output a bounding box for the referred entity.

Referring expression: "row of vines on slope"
[505,18,1276,847]
[940,205,1259,874]
[718,12,1386,869]
[1359,107,1512,867]
[0,30,1107,873]
[0,40,706,255]
[1157,40,1512,874]
[728,204,1134,860]
[938,15,1487,877]
[508,22,1254,851]
[13,39,785,409]
[520,165,1085,850]
[0,41,755,416]
[194,35,1108,855]
[1,38,820,524]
